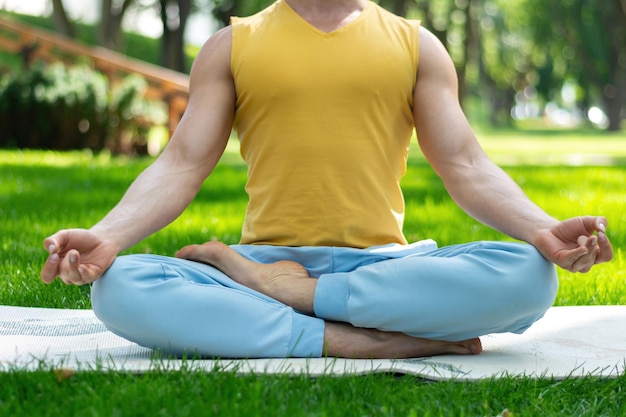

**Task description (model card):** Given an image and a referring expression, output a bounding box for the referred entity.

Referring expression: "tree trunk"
[458,0,481,109]
[51,0,75,38]
[99,0,135,50]
[613,0,626,25]
[600,1,625,131]
[159,0,191,72]
[387,0,409,16]
[604,75,624,131]
[554,0,624,131]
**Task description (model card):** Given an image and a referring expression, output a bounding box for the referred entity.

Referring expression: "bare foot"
[176,241,317,313]
[325,322,482,358]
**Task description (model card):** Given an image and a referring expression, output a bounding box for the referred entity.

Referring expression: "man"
[41,0,612,359]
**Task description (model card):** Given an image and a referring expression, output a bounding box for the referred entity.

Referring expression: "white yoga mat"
[1,305,624,380]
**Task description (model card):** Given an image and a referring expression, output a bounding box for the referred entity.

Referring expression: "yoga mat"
[1,305,624,380]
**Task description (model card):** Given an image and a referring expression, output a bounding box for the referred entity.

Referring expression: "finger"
[595,217,608,233]
[41,235,62,284]
[43,230,72,254]
[585,235,598,250]
[571,239,599,273]
[595,230,614,264]
[564,235,595,271]
[578,216,606,235]
[41,252,60,284]
[43,238,58,255]
[59,250,85,286]
[76,264,102,284]
[556,245,589,272]
[68,250,89,286]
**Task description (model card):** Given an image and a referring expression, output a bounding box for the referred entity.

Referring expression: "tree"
[51,0,75,38]
[522,0,625,131]
[158,0,192,72]
[100,0,136,50]
[50,0,136,51]
[211,0,275,27]
[376,0,462,102]
[477,0,536,126]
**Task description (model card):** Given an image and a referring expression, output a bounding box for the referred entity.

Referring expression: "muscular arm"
[41,27,236,284]
[412,27,612,271]
[91,27,235,251]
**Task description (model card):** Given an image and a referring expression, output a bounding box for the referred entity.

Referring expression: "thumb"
[41,230,71,284]
[41,251,60,284]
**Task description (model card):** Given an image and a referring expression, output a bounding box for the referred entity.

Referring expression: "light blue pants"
[91,240,558,358]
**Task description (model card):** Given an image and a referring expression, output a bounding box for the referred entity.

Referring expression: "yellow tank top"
[231,0,420,247]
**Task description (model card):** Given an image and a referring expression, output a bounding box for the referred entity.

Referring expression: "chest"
[233,25,416,107]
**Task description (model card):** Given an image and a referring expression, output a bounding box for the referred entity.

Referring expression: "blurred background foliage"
[0,0,623,154]
[0,62,162,153]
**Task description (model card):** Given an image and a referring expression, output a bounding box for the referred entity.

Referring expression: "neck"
[286,0,368,11]
[285,0,368,32]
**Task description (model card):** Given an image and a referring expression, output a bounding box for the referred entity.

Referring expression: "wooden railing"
[0,16,189,136]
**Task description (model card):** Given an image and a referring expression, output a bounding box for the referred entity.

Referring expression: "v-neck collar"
[280,0,371,36]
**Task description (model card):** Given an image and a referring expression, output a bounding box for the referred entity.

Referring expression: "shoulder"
[416,26,457,85]
[188,26,233,93]
[193,26,232,69]
[417,26,453,67]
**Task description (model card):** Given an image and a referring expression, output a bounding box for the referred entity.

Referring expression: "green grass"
[1,131,625,416]
[0,369,624,417]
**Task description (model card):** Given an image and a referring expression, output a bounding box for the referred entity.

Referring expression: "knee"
[503,243,558,317]
[521,244,558,296]
[91,255,161,335]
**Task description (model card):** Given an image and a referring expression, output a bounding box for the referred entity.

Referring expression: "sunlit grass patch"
[2,131,624,307]
[0,366,625,416]
[1,131,625,416]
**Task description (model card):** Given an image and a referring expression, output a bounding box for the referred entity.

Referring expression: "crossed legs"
[93,241,555,359]
[175,241,483,358]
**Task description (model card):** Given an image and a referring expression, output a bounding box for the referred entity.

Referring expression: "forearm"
[90,157,205,252]
[411,29,612,272]
[442,158,558,245]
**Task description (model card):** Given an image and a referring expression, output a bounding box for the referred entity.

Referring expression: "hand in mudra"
[534,216,613,273]
[41,229,118,285]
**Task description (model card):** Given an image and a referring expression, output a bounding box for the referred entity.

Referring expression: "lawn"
[1,130,625,416]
